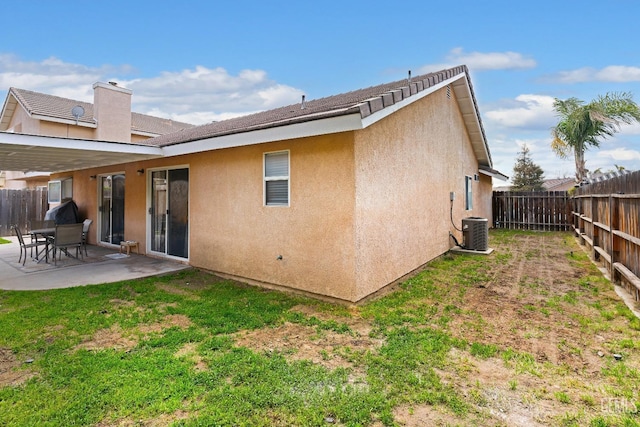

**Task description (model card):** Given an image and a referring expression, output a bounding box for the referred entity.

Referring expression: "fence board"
[573,170,640,301]
[492,191,572,231]
[0,189,49,236]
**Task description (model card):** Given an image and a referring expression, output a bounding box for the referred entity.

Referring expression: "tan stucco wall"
[131,134,149,143]
[65,138,359,301]
[61,86,496,303]
[93,83,132,142]
[188,135,358,301]
[477,174,493,224]
[39,121,95,139]
[7,104,95,139]
[9,107,39,135]
[352,86,489,300]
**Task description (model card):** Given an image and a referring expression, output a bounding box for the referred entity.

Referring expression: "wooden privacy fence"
[573,170,640,303]
[0,188,49,236]
[492,191,572,231]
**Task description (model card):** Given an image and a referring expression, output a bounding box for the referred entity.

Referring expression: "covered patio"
[0,236,190,290]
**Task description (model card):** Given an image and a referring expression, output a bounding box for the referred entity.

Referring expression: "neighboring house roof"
[0,87,194,136]
[0,65,500,174]
[543,177,576,191]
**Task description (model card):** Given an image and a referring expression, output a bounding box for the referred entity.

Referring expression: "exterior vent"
[446,85,451,99]
[462,217,488,251]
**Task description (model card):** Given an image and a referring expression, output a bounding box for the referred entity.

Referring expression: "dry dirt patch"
[233,312,383,374]
[75,314,193,351]
[438,348,564,426]
[234,323,347,370]
[0,348,35,387]
[392,404,469,427]
[449,233,613,372]
[155,274,231,296]
[290,304,375,337]
[94,410,191,427]
[174,343,208,372]
[155,283,200,299]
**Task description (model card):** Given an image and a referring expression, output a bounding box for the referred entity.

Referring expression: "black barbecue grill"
[44,200,79,224]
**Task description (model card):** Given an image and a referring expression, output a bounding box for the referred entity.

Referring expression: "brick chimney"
[93,81,132,142]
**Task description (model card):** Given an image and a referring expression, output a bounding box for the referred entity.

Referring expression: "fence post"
[593,195,599,261]
[610,194,619,283]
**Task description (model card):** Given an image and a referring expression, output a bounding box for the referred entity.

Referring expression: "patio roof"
[0,132,162,173]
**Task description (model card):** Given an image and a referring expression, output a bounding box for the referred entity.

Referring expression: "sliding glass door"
[99,174,125,244]
[150,168,189,259]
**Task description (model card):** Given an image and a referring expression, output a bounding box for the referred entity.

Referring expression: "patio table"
[30,227,55,263]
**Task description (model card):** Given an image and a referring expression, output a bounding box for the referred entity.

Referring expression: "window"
[264,151,289,206]
[48,181,61,204]
[61,178,73,201]
[465,175,473,210]
[47,178,73,204]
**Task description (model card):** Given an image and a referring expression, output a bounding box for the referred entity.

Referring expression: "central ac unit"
[462,217,488,251]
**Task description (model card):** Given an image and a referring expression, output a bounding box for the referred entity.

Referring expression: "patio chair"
[11,225,42,265]
[28,219,55,246]
[51,223,84,266]
[81,219,93,256]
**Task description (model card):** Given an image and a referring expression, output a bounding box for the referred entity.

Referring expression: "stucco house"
[0,83,194,188]
[0,65,506,303]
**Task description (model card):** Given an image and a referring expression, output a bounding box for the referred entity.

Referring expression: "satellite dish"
[71,105,85,124]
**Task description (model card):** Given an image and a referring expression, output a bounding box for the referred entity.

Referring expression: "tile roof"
[7,87,194,136]
[543,177,576,191]
[148,65,472,147]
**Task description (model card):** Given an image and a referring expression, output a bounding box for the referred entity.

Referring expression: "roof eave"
[132,130,162,138]
[0,132,163,173]
[30,113,98,128]
[162,113,364,157]
[450,73,492,168]
[479,166,509,181]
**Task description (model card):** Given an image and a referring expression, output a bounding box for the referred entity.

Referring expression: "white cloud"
[484,94,556,129]
[598,147,640,161]
[619,122,640,135]
[0,54,131,101]
[488,134,576,183]
[544,65,640,84]
[418,47,536,73]
[0,54,305,126]
[121,66,304,125]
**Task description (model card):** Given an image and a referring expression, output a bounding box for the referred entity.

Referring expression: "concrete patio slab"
[0,236,190,290]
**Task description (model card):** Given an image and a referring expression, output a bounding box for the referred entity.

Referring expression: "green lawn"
[0,230,639,426]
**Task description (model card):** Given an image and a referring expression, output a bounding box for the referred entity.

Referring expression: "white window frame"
[263,150,290,206]
[47,177,73,204]
[465,175,473,211]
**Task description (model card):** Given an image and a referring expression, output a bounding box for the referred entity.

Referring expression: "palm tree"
[551,92,640,183]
